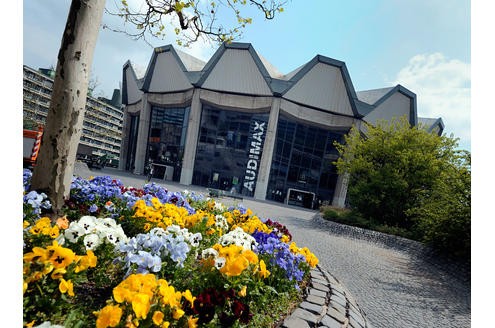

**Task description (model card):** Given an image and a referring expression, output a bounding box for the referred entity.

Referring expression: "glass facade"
[192,105,269,196]
[125,114,139,171]
[266,114,345,208]
[146,106,190,181]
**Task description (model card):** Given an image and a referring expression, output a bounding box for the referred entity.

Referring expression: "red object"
[23,126,44,167]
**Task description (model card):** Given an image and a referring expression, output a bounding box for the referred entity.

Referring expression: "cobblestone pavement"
[77,166,471,328]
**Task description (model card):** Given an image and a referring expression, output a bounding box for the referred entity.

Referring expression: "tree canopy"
[335,117,470,259]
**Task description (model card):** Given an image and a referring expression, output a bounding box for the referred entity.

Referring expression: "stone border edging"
[312,214,470,284]
[283,265,373,328]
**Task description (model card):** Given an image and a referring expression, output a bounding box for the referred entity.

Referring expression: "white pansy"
[34,322,65,328]
[64,222,86,243]
[166,225,181,235]
[214,202,225,212]
[218,227,257,250]
[201,248,218,259]
[83,233,101,250]
[78,216,97,233]
[214,257,226,270]
[215,214,228,230]
[65,216,128,250]
[100,217,118,229]
[189,232,202,248]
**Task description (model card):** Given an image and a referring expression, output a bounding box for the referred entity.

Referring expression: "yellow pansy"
[75,250,98,273]
[131,293,151,319]
[47,241,76,268]
[258,259,270,279]
[182,289,196,307]
[152,310,164,325]
[23,247,48,263]
[187,316,199,328]
[238,285,247,297]
[59,278,74,297]
[172,308,185,320]
[95,304,122,328]
[50,267,67,280]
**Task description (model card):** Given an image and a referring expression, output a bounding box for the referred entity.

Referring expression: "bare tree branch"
[104,0,289,47]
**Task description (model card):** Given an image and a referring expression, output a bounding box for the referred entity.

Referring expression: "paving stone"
[306,294,326,305]
[311,270,325,280]
[322,271,340,286]
[329,293,348,308]
[291,308,319,324]
[309,288,327,298]
[349,316,365,328]
[282,316,311,328]
[330,284,345,296]
[348,309,366,328]
[328,300,347,315]
[312,282,330,293]
[320,314,345,328]
[326,305,346,323]
[300,301,325,315]
[330,287,346,299]
[346,295,359,309]
[312,278,329,286]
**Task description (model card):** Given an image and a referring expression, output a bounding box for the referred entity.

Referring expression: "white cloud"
[393,53,471,150]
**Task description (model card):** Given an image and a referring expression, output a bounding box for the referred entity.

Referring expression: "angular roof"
[357,87,395,105]
[121,42,429,127]
[358,85,418,126]
[122,60,143,105]
[418,117,445,135]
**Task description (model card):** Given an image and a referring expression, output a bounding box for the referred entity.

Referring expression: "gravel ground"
[77,165,471,328]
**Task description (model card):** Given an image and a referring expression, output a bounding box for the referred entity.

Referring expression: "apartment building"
[23,65,123,164]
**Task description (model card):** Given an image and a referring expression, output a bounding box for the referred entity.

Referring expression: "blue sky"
[22,0,471,150]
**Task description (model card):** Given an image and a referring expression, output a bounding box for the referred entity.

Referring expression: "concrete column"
[133,95,150,175]
[253,97,281,200]
[331,173,349,208]
[118,107,129,171]
[180,89,201,185]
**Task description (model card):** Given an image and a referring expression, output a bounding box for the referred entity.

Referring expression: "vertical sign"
[243,119,267,195]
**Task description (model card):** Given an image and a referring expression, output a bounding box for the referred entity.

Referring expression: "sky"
[22,0,472,151]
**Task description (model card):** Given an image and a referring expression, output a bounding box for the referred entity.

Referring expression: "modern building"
[418,117,445,136]
[120,42,443,208]
[23,65,123,164]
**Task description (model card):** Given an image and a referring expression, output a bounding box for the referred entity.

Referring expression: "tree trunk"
[31,0,106,216]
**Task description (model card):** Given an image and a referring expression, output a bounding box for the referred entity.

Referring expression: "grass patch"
[320,206,418,240]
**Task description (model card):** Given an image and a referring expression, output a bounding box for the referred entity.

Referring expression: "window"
[193,105,269,196]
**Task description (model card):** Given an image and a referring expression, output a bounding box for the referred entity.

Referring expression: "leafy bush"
[334,118,471,260]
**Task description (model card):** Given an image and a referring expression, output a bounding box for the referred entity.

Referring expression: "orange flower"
[56,216,69,229]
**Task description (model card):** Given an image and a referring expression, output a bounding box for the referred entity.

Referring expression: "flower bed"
[23,170,318,328]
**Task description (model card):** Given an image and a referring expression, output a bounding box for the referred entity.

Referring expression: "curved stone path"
[75,166,471,328]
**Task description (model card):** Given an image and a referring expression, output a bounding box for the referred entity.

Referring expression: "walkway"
[76,165,471,328]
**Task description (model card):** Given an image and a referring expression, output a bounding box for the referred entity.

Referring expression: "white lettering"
[250,141,261,154]
[244,180,255,191]
[254,121,265,131]
[253,131,263,143]
[247,159,257,170]
[243,121,266,193]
